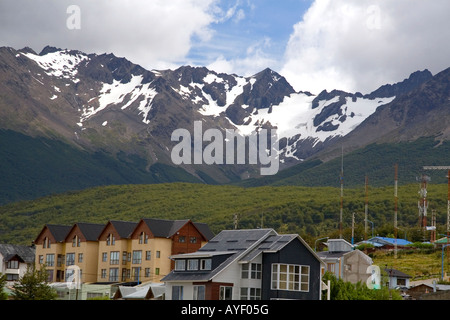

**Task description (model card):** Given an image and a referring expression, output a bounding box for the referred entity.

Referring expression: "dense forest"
[0,182,448,247]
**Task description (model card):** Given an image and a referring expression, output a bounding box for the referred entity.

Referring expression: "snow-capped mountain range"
[0,45,444,184]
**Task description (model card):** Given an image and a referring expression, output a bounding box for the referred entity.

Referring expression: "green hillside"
[1,182,448,246]
[239,137,450,188]
[0,129,201,204]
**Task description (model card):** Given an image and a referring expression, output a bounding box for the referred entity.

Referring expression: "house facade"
[0,244,35,286]
[34,218,213,287]
[34,224,72,282]
[64,222,104,283]
[162,229,325,300]
[317,239,373,284]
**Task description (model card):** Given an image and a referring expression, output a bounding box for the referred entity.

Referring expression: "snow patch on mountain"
[235,93,395,144]
[80,75,158,125]
[21,50,88,83]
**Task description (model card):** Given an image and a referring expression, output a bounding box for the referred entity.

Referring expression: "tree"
[12,264,57,300]
[0,273,8,300]
[322,272,402,300]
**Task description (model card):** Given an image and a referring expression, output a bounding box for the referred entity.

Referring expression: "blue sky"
[1,0,450,94]
[187,0,313,68]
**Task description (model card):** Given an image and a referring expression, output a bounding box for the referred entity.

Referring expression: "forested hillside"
[1,183,448,246]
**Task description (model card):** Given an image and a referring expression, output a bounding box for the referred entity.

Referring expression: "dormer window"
[106,233,115,246]
[43,237,51,249]
[72,235,81,247]
[139,231,148,244]
[175,260,186,271]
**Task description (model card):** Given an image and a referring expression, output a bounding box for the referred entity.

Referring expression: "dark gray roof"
[239,234,298,262]
[385,268,412,279]
[109,221,138,239]
[0,244,35,263]
[192,222,215,241]
[46,224,72,242]
[142,218,214,240]
[162,229,276,282]
[73,223,105,241]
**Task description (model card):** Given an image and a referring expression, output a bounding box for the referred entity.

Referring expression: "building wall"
[35,228,66,282]
[343,250,372,284]
[262,239,322,300]
[65,227,99,283]
[97,223,131,283]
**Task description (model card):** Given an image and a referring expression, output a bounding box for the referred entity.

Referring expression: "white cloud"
[280,0,450,94]
[207,36,278,77]
[0,0,218,71]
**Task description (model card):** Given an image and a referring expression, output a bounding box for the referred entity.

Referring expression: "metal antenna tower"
[339,146,344,239]
[394,164,398,259]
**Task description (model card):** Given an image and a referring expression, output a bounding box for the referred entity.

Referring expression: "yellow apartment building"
[63,223,104,283]
[34,218,214,285]
[34,224,72,282]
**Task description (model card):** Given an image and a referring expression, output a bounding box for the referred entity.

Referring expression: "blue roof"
[367,237,412,246]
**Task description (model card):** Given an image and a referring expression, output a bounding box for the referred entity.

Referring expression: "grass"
[371,248,450,281]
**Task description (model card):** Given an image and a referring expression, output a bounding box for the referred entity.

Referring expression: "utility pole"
[394,164,398,259]
[365,175,369,241]
[339,146,344,239]
[423,166,450,268]
[423,167,450,240]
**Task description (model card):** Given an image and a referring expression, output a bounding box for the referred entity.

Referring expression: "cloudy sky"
[1,0,449,94]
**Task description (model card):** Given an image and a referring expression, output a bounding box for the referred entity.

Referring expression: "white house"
[0,243,35,286]
[162,228,325,300]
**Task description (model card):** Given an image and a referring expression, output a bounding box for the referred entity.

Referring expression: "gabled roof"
[65,222,105,242]
[163,228,324,283]
[0,244,35,263]
[140,218,214,240]
[385,268,412,279]
[35,224,72,243]
[101,220,137,239]
[367,237,412,247]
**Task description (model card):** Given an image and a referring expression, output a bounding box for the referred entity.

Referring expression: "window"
[102,252,107,262]
[46,254,55,267]
[172,286,183,300]
[188,259,198,270]
[101,269,107,278]
[190,237,197,244]
[57,254,65,267]
[139,232,148,244]
[122,268,128,281]
[39,255,44,264]
[109,268,119,281]
[242,263,261,279]
[271,264,310,292]
[78,253,83,263]
[179,236,186,243]
[66,253,75,266]
[72,235,81,247]
[156,251,160,258]
[43,237,51,248]
[146,251,151,260]
[132,267,140,281]
[145,268,151,277]
[240,287,261,300]
[219,286,233,300]
[132,250,142,264]
[193,285,205,300]
[7,260,19,269]
[110,251,120,265]
[106,233,115,246]
[155,268,160,275]
[175,260,186,271]
[200,259,212,270]
[6,274,19,281]
[122,251,128,265]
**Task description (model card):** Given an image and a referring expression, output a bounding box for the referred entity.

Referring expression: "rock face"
[0,45,446,188]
